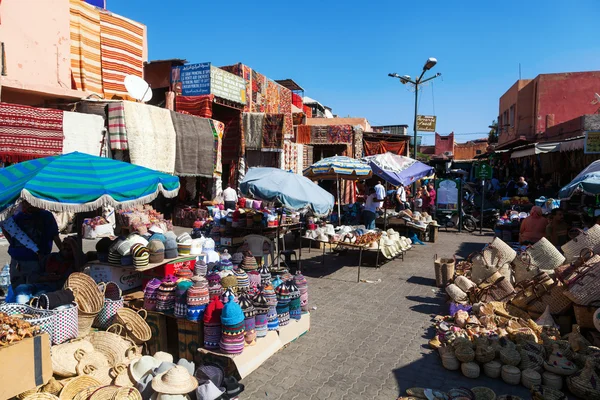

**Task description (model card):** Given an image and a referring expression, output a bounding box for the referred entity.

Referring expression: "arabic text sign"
[585,131,600,154]
[416,115,437,132]
[172,62,211,96]
[210,66,247,105]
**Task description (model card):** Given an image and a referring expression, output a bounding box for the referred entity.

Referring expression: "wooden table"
[330,240,382,283]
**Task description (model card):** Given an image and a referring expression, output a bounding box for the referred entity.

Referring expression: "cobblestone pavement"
[241,231,532,400]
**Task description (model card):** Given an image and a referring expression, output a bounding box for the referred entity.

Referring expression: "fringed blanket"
[327,125,353,144]
[69,0,103,96]
[99,11,145,99]
[107,102,128,150]
[175,95,214,118]
[170,111,215,178]
[62,111,106,156]
[263,114,284,149]
[0,103,63,162]
[243,112,265,150]
[310,126,328,144]
[123,101,176,174]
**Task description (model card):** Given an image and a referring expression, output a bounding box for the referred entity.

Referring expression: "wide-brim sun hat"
[129,356,161,383]
[152,365,198,395]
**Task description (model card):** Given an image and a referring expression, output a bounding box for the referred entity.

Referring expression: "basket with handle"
[562,225,600,263]
[514,238,565,273]
[93,282,124,329]
[511,272,572,315]
[483,237,517,266]
[564,259,600,305]
[64,272,104,337]
[555,248,594,283]
[0,303,54,340]
[114,307,152,345]
[434,254,455,287]
[475,272,516,303]
[573,301,600,329]
[513,251,541,284]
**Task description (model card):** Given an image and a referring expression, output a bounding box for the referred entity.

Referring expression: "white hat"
[151,394,191,400]
[128,234,149,248]
[149,225,164,234]
[190,239,204,256]
[195,381,224,400]
[153,351,174,364]
[152,365,198,395]
[130,355,161,382]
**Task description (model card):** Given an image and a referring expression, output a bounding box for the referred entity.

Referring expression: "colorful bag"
[562,225,600,263]
[50,302,79,345]
[93,282,123,329]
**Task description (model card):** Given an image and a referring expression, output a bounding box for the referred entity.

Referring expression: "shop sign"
[171,62,211,96]
[477,162,492,179]
[416,115,436,132]
[435,179,460,211]
[210,66,247,105]
[584,131,600,154]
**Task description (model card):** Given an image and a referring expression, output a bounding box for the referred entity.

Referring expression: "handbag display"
[510,272,572,315]
[482,237,517,266]
[33,296,79,345]
[564,259,600,305]
[562,225,600,263]
[475,272,516,303]
[94,282,124,329]
[513,252,541,284]
[513,238,565,274]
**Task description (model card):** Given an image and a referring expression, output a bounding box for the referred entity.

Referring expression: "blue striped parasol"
[0,152,180,219]
[303,156,372,180]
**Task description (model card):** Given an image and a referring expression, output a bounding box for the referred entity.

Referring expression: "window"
[498,115,503,134]
[509,105,515,127]
[476,150,482,155]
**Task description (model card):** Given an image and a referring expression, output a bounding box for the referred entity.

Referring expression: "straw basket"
[87,386,120,400]
[64,273,103,338]
[542,372,563,390]
[71,385,100,400]
[471,387,496,400]
[562,225,600,263]
[461,362,480,379]
[484,237,517,266]
[93,282,123,330]
[501,365,521,385]
[521,369,542,389]
[434,255,455,287]
[441,352,460,371]
[564,261,600,305]
[500,347,521,366]
[59,376,102,400]
[86,331,139,366]
[114,308,151,345]
[573,302,600,329]
[111,364,134,387]
[567,360,600,400]
[23,394,59,400]
[455,345,475,363]
[513,238,565,275]
[446,284,468,303]
[112,387,142,400]
[475,345,496,364]
[519,350,544,372]
[477,272,516,302]
[484,361,502,378]
[51,340,95,378]
[455,275,476,293]
[530,385,567,400]
[40,378,63,396]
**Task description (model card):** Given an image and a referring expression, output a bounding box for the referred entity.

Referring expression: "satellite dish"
[595,93,600,103]
[124,75,153,102]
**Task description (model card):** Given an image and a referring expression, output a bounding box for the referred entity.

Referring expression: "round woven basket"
[40,378,63,396]
[86,331,139,366]
[112,387,142,400]
[51,340,95,378]
[522,340,546,357]
[17,389,39,400]
[542,371,563,390]
[59,376,102,400]
[72,385,100,400]
[65,273,103,338]
[455,345,475,363]
[471,387,496,400]
[114,308,151,345]
[521,368,541,389]
[530,385,567,400]
[500,347,521,366]
[475,345,496,364]
[87,385,120,400]
[461,362,480,379]
[23,394,59,400]
[112,364,134,387]
[441,352,460,371]
[501,365,521,385]
[519,350,544,372]
[484,361,502,378]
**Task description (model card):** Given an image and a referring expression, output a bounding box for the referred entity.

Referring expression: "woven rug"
[0,103,63,162]
[243,112,264,150]
[310,126,328,144]
[123,101,176,173]
[69,0,103,96]
[171,111,215,178]
[107,102,128,150]
[210,120,223,174]
[99,11,144,99]
[327,125,353,144]
[62,111,105,156]
[296,125,311,144]
[175,95,214,118]
[263,114,284,149]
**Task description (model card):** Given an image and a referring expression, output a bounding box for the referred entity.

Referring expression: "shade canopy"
[363,152,434,186]
[303,155,372,181]
[0,152,180,219]
[559,159,600,199]
[240,167,334,216]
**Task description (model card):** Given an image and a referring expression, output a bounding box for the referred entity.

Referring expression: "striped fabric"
[303,155,372,179]
[99,11,145,99]
[107,102,128,150]
[69,0,103,96]
[0,152,180,219]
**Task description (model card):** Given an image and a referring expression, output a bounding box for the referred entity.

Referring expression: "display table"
[330,240,382,282]
[376,217,437,242]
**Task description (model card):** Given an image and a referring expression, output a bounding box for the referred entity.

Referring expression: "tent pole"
[384,182,388,231]
[337,174,342,226]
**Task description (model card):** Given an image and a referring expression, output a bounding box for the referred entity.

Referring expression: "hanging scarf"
[2,216,39,253]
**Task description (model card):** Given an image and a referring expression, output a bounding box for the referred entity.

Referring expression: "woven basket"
[475,345,496,364]
[564,259,600,305]
[71,385,100,400]
[455,345,475,363]
[521,368,542,389]
[542,372,563,390]
[51,340,95,378]
[500,347,521,366]
[86,331,139,366]
[519,350,544,372]
[562,225,600,264]
[0,303,54,340]
[484,237,517,266]
[87,385,120,400]
[521,340,546,357]
[471,387,496,400]
[573,302,600,329]
[530,385,567,400]
[484,361,502,378]
[455,275,476,293]
[434,255,455,287]
[461,362,480,378]
[114,308,151,345]
[112,387,142,400]
[93,282,123,330]
[112,364,134,387]
[59,376,102,400]
[65,273,103,338]
[446,284,468,303]
[23,394,59,400]
[567,360,600,400]
[471,252,500,284]
[502,365,521,385]
[441,352,460,371]
[477,272,516,302]
[514,238,565,275]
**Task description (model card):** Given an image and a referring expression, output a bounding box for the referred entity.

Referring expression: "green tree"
[488,120,498,144]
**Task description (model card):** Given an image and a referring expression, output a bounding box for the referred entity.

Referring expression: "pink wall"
[434,132,454,156]
[0,0,72,90]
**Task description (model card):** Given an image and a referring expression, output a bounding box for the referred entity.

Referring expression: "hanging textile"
[69,0,103,96]
[263,114,284,149]
[175,95,214,118]
[291,93,303,108]
[62,111,105,156]
[296,125,311,144]
[210,119,224,175]
[327,125,353,144]
[310,126,328,144]
[99,11,145,99]
[303,105,312,117]
[242,113,264,150]
[0,103,63,162]
[170,111,215,178]
[107,102,128,150]
[363,140,406,156]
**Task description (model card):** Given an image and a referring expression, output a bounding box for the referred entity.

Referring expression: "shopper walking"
[374,180,386,209]
[395,185,409,211]
[422,183,437,214]
[223,184,238,210]
[362,188,379,230]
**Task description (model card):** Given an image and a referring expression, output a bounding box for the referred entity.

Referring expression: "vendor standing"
[519,206,547,244]
[223,184,238,211]
[3,201,61,288]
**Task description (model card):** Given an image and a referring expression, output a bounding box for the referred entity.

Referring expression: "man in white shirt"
[223,185,238,210]
[362,188,378,229]
[395,185,408,211]
[374,181,386,209]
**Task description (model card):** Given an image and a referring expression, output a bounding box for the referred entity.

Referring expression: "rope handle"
[74,348,87,362]
[137,308,148,321]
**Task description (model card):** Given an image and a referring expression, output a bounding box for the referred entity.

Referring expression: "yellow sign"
[416,115,437,132]
[585,131,600,154]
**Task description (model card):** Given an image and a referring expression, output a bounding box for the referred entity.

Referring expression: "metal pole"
[412,83,419,196]
[480,180,485,235]
[383,182,388,231]
[337,175,342,226]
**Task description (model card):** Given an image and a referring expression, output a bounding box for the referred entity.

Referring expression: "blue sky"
[110,0,600,145]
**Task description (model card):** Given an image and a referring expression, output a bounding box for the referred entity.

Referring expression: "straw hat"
[59,376,103,400]
[152,366,198,395]
[153,352,174,364]
[112,387,142,400]
[23,394,59,400]
[129,355,161,383]
[87,385,120,400]
[51,340,95,378]
[40,378,63,396]
[151,395,191,400]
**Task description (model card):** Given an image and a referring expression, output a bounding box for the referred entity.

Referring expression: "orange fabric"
[296,125,311,144]
[519,206,548,243]
[364,140,406,156]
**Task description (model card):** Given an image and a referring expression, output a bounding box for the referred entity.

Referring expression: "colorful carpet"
[69,0,103,96]
[175,95,214,118]
[263,114,284,149]
[107,102,128,150]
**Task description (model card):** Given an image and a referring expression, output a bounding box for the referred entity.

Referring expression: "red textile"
[0,102,63,162]
[292,93,303,108]
[363,140,406,156]
[176,95,214,118]
[327,125,353,144]
[263,114,284,149]
[296,125,311,144]
[303,105,312,117]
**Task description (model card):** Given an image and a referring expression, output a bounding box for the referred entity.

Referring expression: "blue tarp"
[559,160,600,199]
[240,167,335,216]
[363,152,434,187]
